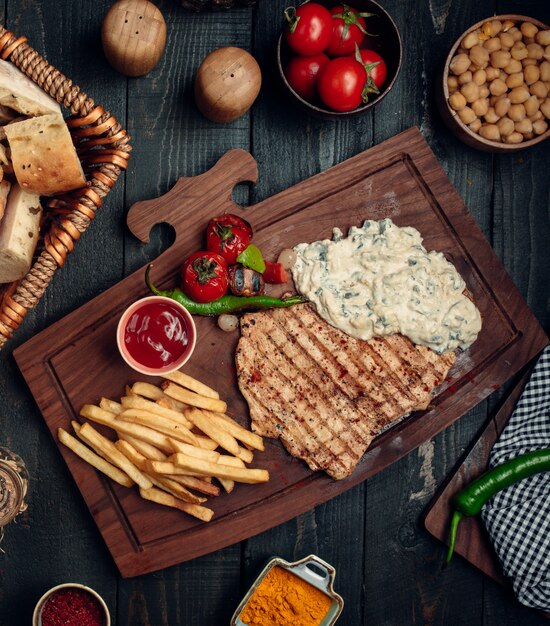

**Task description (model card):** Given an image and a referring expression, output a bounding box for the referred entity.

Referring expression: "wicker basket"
[0,27,131,350]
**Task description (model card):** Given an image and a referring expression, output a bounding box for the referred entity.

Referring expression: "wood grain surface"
[1,0,550,624]
[13,127,548,578]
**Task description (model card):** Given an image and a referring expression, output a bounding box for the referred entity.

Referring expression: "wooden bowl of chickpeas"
[438,15,550,152]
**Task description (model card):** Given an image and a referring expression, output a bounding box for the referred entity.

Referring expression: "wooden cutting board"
[14,127,548,578]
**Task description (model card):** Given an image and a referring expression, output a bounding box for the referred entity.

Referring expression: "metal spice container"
[0,447,29,541]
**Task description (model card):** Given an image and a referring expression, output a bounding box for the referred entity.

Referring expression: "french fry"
[218,478,234,493]
[58,428,133,488]
[194,435,219,451]
[120,396,192,429]
[143,460,193,476]
[184,408,240,456]
[99,398,123,415]
[164,474,221,496]
[114,439,150,471]
[131,382,188,412]
[144,472,206,505]
[156,397,188,413]
[162,370,220,400]
[117,433,167,461]
[162,381,227,413]
[118,409,199,446]
[80,404,118,427]
[112,420,175,453]
[125,384,137,397]
[79,422,153,490]
[139,487,214,522]
[209,411,264,451]
[216,455,244,494]
[168,439,220,462]
[236,446,254,464]
[169,453,269,484]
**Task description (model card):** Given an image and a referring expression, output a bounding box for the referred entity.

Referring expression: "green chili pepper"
[145,264,306,315]
[236,244,266,274]
[446,448,550,564]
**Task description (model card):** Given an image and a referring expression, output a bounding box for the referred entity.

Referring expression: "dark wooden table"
[1,1,549,624]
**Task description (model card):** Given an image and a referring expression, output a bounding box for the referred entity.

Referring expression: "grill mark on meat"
[266,312,380,450]
[236,305,457,479]
[276,307,407,423]
[237,333,353,474]
[250,333,356,473]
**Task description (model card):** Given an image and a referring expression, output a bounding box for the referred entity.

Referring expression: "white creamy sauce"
[292,218,482,353]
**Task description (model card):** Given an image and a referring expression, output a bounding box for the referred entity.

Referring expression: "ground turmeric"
[240,565,332,626]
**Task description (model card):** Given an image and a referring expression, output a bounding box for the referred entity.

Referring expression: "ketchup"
[124,301,190,370]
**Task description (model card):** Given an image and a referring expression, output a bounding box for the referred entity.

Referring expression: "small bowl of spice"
[231,554,343,626]
[33,583,110,626]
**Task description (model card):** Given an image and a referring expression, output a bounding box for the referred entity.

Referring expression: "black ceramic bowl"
[277,0,402,120]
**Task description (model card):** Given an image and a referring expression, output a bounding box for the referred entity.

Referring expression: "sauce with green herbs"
[292,218,482,353]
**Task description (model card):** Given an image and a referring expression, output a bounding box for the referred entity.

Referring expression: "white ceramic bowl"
[116,295,197,376]
[32,582,110,626]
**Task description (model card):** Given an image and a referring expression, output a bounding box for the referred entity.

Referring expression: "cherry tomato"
[353,48,387,97]
[285,53,330,101]
[206,214,253,265]
[263,261,289,284]
[318,57,367,112]
[326,4,373,57]
[284,3,332,56]
[181,252,228,303]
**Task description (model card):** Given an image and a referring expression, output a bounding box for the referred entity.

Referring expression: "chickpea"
[524,37,535,46]
[499,70,508,81]
[484,37,501,52]
[511,42,528,60]
[536,30,550,46]
[499,32,515,49]
[489,20,503,36]
[449,92,467,111]
[489,94,499,106]
[508,103,526,121]
[447,76,459,93]
[472,98,489,117]
[545,45,550,62]
[469,118,482,132]
[530,110,543,121]
[527,43,544,60]
[479,85,490,98]
[521,21,539,39]
[462,31,480,49]
[505,72,524,89]
[460,81,480,103]
[533,119,549,134]
[484,107,499,124]
[497,116,515,136]
[458,106,477,125]
[524,64,540,85]
[524,95,540,117]
[469,45,489,68]
[491,50,511,68]
[509,85,530,103]
[514,118,533,134]
[508,27,522,42]
[450,53,471,75]
[503,59,523,74]
[522,58,537,67]
[505,131,524,144]
[479,124,500,141]
[485,66,500,80]
[541,98,550,118]
[502,20,515,33]
[458,70,473,85]
[530,81,549,99]
[473,69,487,85]
[540,61,550,82]
[489,78,508,96]
[494,96,511,117]
[523,132,534,140]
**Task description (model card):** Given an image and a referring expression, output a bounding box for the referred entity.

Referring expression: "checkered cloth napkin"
[481,345,550,612]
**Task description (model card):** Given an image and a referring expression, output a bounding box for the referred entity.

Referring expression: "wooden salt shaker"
[102,0,166,77]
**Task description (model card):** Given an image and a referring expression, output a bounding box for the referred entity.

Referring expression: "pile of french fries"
[57,371,268,522]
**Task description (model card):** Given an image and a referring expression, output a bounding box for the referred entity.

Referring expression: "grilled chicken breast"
[235,304,456,480]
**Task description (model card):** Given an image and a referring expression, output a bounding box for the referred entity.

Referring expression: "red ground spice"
[41,588,104,626]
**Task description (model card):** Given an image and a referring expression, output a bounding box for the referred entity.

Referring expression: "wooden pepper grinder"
[102,0,167,77]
